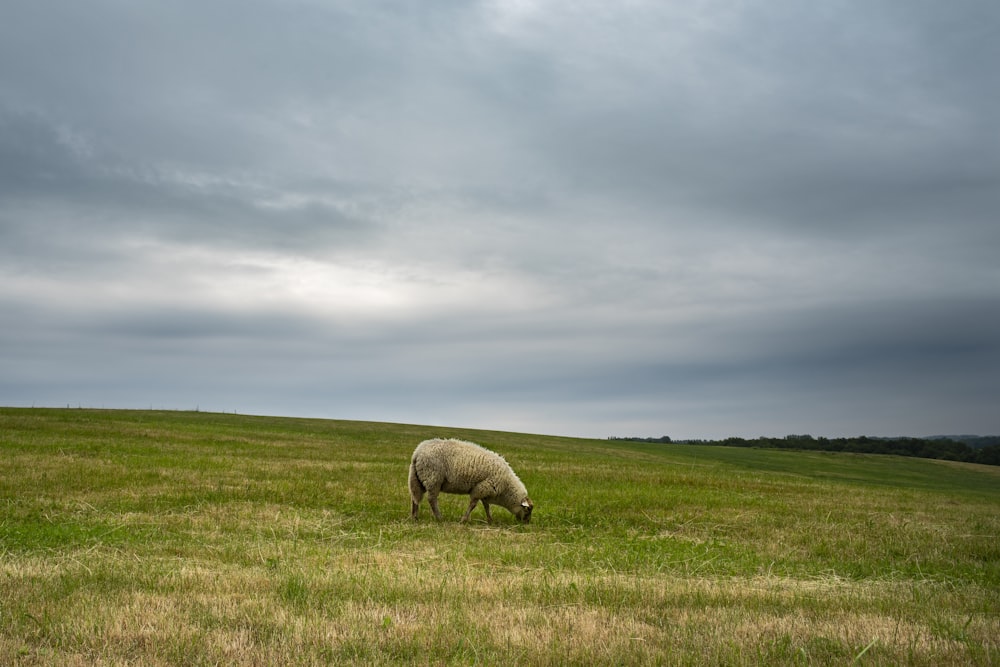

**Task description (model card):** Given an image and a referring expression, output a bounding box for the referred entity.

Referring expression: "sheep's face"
[515,498,533,523]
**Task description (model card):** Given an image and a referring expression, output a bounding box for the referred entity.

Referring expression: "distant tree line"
[608,434,1000,466]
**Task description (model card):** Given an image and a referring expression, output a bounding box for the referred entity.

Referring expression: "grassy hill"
[1,408,997,665]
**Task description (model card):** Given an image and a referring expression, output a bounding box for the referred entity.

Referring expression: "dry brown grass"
[4,543,997,666]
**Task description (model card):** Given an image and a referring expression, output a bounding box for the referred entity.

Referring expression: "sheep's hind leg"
[428,492,443,520]
[409,484,423,520]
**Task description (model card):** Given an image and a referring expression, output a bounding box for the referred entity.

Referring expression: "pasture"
[1,408,998,665]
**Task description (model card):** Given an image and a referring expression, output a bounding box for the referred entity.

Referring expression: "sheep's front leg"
[482,501,493,524]
[461,497,479,522]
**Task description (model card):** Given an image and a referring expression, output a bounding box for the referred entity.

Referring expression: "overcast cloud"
[2,0,998,438]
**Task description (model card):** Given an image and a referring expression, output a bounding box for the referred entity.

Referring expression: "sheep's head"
[515,498,533,523]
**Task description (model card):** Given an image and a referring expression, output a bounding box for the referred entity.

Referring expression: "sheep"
[409,438,533,524]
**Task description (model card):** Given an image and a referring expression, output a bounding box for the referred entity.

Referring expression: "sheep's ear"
[521,500,532,508]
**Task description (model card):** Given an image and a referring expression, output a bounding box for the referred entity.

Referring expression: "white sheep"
[409,438,533,523]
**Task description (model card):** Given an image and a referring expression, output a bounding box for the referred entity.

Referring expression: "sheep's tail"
[409,457,426,493]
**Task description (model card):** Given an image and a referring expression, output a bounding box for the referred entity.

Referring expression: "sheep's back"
[413,439,512,491]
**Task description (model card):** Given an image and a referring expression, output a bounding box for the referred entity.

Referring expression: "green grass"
[1,407,998,665]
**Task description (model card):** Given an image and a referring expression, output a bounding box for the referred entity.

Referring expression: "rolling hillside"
[2,408,998,665]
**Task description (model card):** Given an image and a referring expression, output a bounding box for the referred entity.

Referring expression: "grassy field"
[1,408,997,665]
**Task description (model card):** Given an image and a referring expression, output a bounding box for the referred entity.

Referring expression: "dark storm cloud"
[1,0,998,437]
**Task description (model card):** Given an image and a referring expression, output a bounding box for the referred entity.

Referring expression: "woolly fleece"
[409,438,533,523]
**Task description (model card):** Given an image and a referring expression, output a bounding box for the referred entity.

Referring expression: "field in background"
[1,408,998,665]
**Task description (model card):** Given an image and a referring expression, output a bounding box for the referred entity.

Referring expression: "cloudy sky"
[2,1,998,439]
